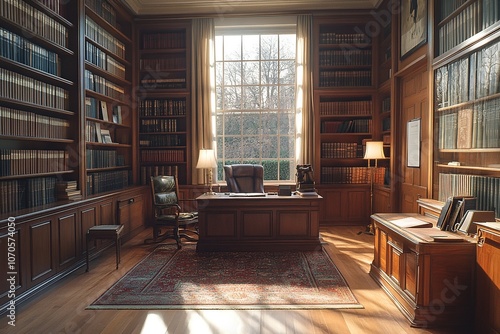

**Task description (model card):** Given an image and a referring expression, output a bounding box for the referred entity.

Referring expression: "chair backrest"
[150,175,179,206]
[223,164,264,193]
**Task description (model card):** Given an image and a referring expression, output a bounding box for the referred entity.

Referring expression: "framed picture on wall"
[400,0,427,59]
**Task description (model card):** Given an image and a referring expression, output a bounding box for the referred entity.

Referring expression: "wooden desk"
[370,213,476,329]
[196,193,322,251]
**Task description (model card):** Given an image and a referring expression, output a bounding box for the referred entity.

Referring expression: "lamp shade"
[196,149,217,169]
[364,141,385,160]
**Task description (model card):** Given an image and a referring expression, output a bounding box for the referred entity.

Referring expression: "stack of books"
[56,181,82,201]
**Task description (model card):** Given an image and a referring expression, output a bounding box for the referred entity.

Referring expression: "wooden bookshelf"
[313,17,377,225]
[83,0,134,196]
[433,26,500,219]
[136,21,192,185]
[0,0,79,213]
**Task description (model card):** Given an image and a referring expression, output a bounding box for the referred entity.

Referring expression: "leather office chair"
[145,175,198,248]
[224,164,265,193]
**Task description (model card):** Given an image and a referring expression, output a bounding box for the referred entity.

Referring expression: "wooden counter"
[370,213,476,329]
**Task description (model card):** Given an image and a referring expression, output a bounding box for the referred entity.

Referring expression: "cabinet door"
[118,195,145,238]
[56,212,78,269]
[27,218,57,287]
[0,222,24,307]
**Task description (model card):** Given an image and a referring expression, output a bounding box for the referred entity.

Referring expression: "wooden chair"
[223,164,265,193]
[145,175,198,248]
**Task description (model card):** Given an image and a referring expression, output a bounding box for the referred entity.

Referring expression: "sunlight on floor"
[186,310,260,334]
[141,312,168,334]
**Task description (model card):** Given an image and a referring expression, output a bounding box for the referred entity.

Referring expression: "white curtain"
[191,18,215,185]
[295,14,314,166]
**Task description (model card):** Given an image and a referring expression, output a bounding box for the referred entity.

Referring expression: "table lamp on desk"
[361,141,386,235]
[196,148,217,195]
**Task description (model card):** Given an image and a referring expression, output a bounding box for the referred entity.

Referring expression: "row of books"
[139,134,185,147]
[320,166,385,184]
[86,149,124,169]
[319,32,368,45]
[0,177,58,214]
[0,149,69,176]
[319,99,372,116]
[319,70,371,87]
[84,69,125,101]
[0,68,69,110]
[140,165,179,185]
[438,98,500,149]
[86,121,114,143]
[85,97,123,123]
[86,170,130,195]
[37,0,63,14]
[139,98,187,116]
[318,50,371,67]
[0,27,59,75]
[85,41,126,80]
[321,119,372,133]
[482,0,500,29]
[0,106,70,139]
[141,149,185,163]
[141,32,186,50]
[140,119,181,133]
[55,180,81,201]
[139,77,186,90]
[438,173,500,217]
[86,0,117,28]
[438,1,479,55]
[1,0,68,48]
[435,39,500,107]
[139,57,186,71]
[85,16,125,59]
[321,142,363,159]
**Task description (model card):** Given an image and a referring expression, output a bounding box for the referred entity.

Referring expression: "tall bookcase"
[136,21,192,185]
[313,17,382,225]
[433,2,500,218]
[0,0,79,213]
[83,0,135,195]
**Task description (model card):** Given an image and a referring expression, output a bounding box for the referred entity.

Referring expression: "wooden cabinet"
[370,213,476,329]
[475,223,500,334]
[136,21,192,185]
[316,184,370,225]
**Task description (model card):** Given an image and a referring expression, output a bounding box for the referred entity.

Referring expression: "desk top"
[197,193,323,200]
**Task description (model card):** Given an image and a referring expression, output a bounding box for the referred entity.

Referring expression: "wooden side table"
[86,224,125,272]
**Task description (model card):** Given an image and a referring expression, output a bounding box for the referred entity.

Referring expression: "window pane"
[224,36,241,60]
[280,135,294,157]
[216,62,224,86]
[279,61,295,84]
[243,136,261,157]
[280,34,296,59]
[216,86,223,110]
[279,86,295,109]
[224,137,242,158]
[242,111,260,135]
[261,86,278,109]
[224,62,241,85]
[223,86,242,110]
[279,112,295,134]
[261,61,278,84]
[224,112,241,135]
[279,160,293,180]
[215,36,224,61]
[261,112,278,134]
[243,86,260,109]
[242,61,259,85]
[242,35,260,60]
[261,35,278,60]
[261,136,278,158]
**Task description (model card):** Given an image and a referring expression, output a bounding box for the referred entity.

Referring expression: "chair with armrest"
[145,175,198,248]
[223,164,265,193]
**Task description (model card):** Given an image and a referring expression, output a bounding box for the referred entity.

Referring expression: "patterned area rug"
[88,245,361,310]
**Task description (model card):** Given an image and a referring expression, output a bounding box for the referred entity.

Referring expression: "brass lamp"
[196,149,217,195]
[362,141,386,234]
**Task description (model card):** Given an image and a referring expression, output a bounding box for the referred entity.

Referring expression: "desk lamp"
[196,149,217,195]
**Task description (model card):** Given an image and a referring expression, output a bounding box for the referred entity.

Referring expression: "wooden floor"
[0,226,471,334]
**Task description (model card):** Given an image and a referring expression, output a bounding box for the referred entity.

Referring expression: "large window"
[215,25,297,182]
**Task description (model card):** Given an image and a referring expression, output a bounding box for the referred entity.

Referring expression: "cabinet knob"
[129,198,134,204]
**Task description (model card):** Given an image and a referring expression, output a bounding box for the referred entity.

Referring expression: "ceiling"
[121,0,382,16]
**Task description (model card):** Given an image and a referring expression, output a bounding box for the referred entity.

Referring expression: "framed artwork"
[400,0,427,59]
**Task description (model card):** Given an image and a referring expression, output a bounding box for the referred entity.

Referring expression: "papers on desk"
[390,217,433,228]
[228,193,267,197]
[403,227,465,242]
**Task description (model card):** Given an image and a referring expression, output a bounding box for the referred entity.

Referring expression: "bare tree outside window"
[215,32,297,182]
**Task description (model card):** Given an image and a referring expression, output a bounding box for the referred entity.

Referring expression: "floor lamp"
[196,149,217,195]
[362,141,386,235]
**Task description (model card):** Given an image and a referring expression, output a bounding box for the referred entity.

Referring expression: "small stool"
[86,224,124,272]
